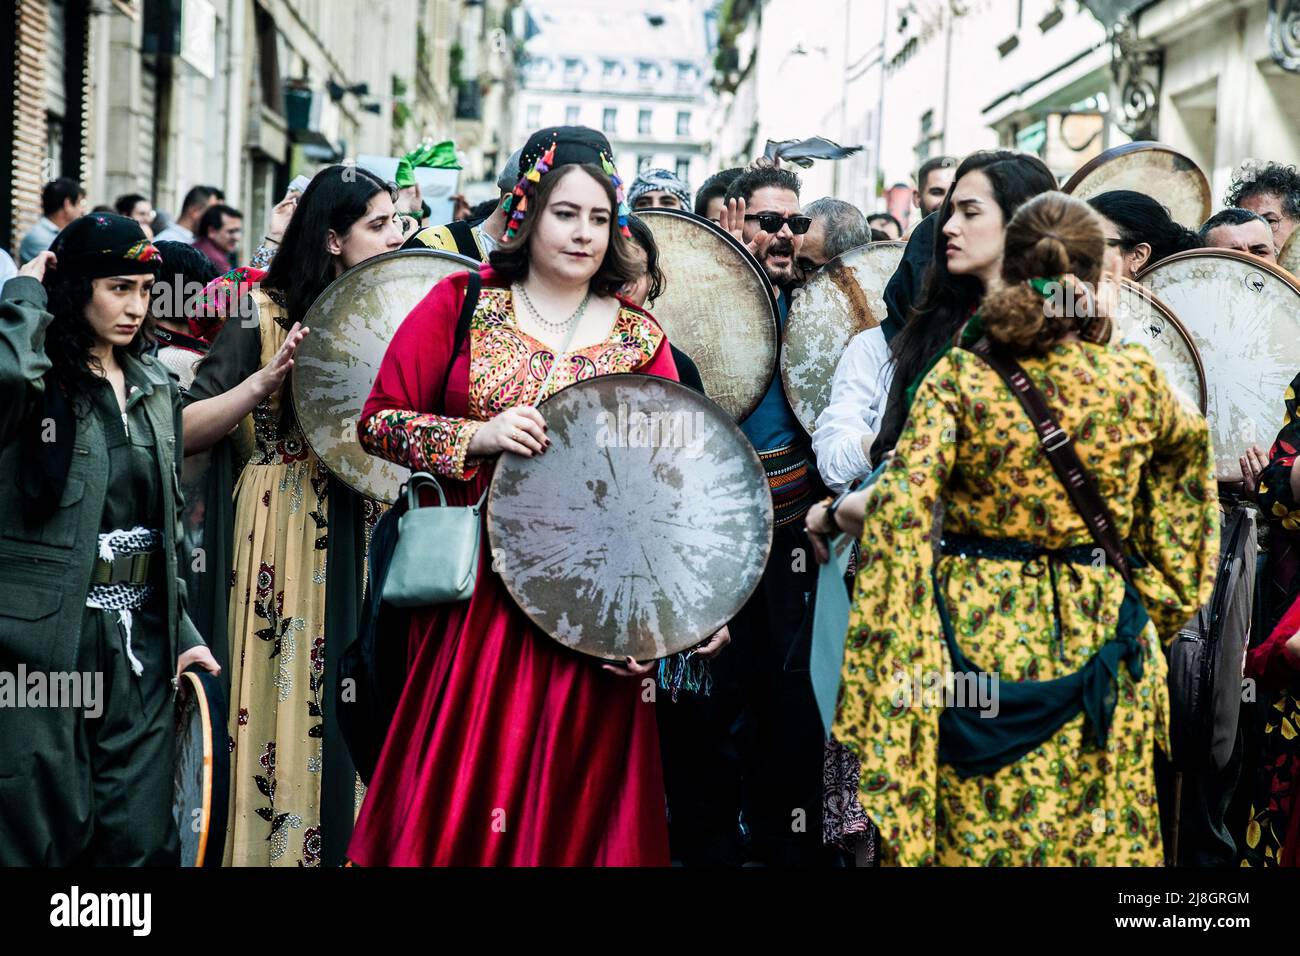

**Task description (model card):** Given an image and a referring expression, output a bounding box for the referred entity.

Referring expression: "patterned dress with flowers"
[1243,371,1300,867]
[833,342,1218,866]
[187,289,359,866]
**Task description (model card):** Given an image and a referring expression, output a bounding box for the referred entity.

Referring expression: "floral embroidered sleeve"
[1257,372,1300,531]
[359,409,483,481]
[831,355,961,867]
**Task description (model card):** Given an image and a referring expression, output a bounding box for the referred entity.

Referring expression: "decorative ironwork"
[1109,15,1161,140]
[1269,0,1300,72]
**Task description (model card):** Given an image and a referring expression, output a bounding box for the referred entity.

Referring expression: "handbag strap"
[965,336,1134,588]
[441,269,482,405]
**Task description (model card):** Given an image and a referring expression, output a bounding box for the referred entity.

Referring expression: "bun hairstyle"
[981,192,1108,355]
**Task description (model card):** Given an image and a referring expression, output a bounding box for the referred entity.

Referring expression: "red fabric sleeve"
[359,269,485,480]
[1247,591,1300,692]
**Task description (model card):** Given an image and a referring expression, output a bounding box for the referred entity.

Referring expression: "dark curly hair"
[1225,161,1300,221]
[43,272,153,410]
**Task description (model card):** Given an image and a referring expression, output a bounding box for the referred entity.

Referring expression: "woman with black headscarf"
[0,214,218,865]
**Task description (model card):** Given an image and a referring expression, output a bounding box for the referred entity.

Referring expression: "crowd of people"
[1,120,1299,868]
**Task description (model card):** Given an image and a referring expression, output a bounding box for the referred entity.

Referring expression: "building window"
[527,104,541,128]
[639,109,652,135]
[603,108,617,133]
[564,57,581,78]
[676,111,690,137]
[638,155,652,173]
[602,59,619,79]
[566,105,580,125]
[676,62,693,86]
[638,61,655,83]
[915,110,934,165]
[675,158,691,183]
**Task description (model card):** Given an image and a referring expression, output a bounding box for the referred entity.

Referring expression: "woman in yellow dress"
[806,192,1218,865]
[183,166,405,865]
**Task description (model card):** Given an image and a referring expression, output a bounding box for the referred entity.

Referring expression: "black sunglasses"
[744,213,812,235]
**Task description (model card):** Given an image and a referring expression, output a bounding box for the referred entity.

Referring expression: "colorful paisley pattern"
[832,342,1218,866]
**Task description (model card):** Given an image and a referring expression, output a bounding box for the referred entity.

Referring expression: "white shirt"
[811,326,894,493]
[153,222,194,244]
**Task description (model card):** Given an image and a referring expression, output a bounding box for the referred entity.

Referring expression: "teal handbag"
[382,472,488,608]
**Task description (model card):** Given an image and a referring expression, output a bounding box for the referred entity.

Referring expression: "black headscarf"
[21,214,161,521]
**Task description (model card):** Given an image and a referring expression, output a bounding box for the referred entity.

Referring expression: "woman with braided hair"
[807,193,1218,865]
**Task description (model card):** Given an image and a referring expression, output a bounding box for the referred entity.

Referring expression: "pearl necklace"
[514,282,591,335]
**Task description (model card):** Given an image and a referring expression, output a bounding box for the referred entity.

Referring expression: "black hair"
[151,240,221,322]
[198,203,242,238]
[723,165,802,205]
[694,167,743,216]
[114,193,149,216]
[1087,190,1200,266]
[43,275,153,407]
[917,155,957,190]
[1198,207,1269,243]
[868,212,903,235]
[1225,162,1300,221]
[870,227,890,243]
[624,215,666,305]
[262,165,396,325]
[874,150,1057,459]
[42,178,84,216]
[181,185,224,215]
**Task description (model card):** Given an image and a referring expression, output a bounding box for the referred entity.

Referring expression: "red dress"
[347,268,675,865]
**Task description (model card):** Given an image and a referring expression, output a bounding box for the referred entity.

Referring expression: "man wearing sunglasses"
[700,164,841,865]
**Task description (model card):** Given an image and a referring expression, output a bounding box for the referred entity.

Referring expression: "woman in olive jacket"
[0,214,218,866]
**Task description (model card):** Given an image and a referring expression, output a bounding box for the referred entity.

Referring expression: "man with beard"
[701,164,835,865]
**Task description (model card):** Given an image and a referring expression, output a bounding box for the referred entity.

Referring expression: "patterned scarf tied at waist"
[86,526,162,677]
[934,532,1149,779]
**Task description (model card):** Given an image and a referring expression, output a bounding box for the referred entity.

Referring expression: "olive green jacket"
[0,276,204,675]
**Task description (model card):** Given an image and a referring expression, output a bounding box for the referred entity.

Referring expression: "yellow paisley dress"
[833,341,1218,866]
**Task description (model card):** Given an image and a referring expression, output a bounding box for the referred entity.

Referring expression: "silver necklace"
[514,282,591,335]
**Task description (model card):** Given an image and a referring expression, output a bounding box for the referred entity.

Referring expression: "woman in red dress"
[348,128,679,865]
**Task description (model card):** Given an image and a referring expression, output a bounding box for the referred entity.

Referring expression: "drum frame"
[485,372,774,661]
[176,667,229,868]
[291,247,479,503]
[1136,248,1300,477]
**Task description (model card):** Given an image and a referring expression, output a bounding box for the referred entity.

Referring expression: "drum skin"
[1064,141,1211,229]
[638,208,779,422]
[782,241,904,434]
[293,249,477,503]
[1109,277,1207,413]
[487,375,773,661]
[1138,250,1300,480]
